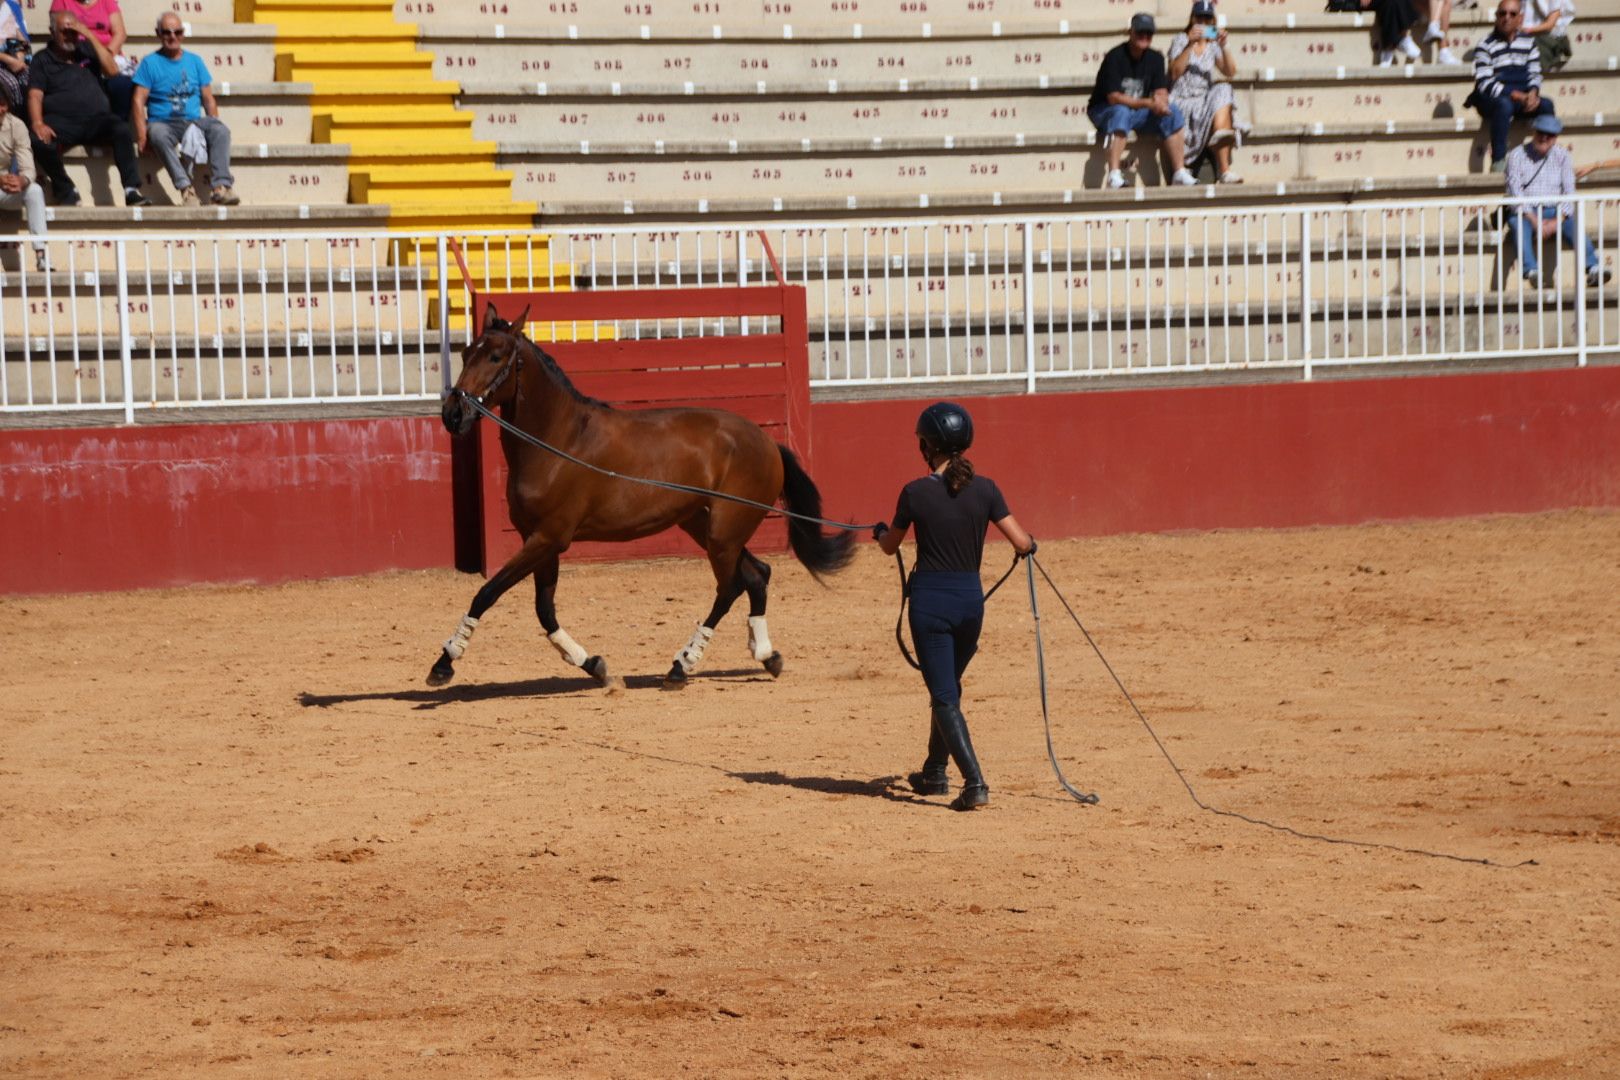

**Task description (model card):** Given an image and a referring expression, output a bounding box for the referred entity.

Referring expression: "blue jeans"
[1510,208,1597,275]
[1088,103,1186,140]
[1477,92,1555,164]
[907,572,984,708]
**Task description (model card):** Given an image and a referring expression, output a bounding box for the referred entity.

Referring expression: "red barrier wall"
[3,366,1618,595]
[811,366,1620,537]
[0,418,456,594]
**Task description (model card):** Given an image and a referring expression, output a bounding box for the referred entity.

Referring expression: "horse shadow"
[298,667,775,711]
[728,770,931,806]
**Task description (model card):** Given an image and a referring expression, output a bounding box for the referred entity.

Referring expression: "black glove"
[1020,538,1038,559]
[872,521,889,542]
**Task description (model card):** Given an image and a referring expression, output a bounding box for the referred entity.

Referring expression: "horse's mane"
[489,317,610,409]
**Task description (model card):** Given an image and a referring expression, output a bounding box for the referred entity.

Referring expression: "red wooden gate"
[450,237,814,573]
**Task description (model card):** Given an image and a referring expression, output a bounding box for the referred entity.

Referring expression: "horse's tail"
[777,445,856,581]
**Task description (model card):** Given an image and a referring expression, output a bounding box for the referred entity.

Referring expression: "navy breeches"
[908,571,985,708]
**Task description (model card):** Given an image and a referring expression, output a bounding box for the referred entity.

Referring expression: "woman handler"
[873,401,1036,811]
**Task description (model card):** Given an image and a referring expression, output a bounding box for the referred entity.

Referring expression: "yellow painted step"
[355,178,514,204]
[273,25,416,43]
[314,104,471,132]
[278,59,437,83]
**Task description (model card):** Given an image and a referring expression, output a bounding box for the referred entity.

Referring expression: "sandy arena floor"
[2,510,1618,1078]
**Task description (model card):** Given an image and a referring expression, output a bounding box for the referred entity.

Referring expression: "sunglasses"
[159,27,184,37]
[1497,9,1521,16]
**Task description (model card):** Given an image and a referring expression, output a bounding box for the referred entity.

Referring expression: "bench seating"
[422,17,1620,87]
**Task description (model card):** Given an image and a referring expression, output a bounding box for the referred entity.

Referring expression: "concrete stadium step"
[803,305,1608,383]
[57,143,349,207]
[2,269,430,338]
[193,82,318,143]
[1,342,448,408]
[494,113,1620,215]
[386,0,1521,36]
[456,65,1620,146]
[425,20,1620,87]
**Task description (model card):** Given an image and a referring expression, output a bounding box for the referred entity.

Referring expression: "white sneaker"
[1209,128,1237,147]
[1104,168,1126,189]
[1437,46,1461,65]
[1378,49,1395,66]
[1397,34,1422,60]
[1424,20,1444,43]
[1171,167,1198,186]
[1218,170,1244,184]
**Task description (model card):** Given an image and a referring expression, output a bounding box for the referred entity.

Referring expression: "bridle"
[450,331,525,413]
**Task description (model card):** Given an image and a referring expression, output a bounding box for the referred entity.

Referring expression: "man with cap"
[1472,0,1556,172]
[1504,112,1610,289]
[1088,12,1197,189]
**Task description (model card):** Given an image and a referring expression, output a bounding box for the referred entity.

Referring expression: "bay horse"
[431,304,856,690]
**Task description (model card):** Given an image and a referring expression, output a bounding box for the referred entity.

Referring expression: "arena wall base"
[3,365,1618,595]
[0,417,456,595]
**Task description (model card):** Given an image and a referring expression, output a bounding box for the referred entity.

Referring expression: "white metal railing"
[4,193,1617,418]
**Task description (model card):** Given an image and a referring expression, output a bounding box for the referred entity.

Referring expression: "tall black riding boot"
[932,703,989,811]
[907,714,950,796]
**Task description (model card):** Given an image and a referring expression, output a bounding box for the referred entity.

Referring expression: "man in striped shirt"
[1473,0,1556,171]
[1504,113,1609,288]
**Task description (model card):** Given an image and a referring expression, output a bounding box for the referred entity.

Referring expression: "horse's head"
[442,302,532,436]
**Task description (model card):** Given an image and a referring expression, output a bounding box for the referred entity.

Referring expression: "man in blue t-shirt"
[131,11,237,205]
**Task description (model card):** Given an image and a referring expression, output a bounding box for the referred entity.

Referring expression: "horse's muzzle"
[441,391,475,437]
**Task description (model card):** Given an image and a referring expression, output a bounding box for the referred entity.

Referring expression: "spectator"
[26,10,148,207]
[133,13,237,206]
[0,0,29,109]
[1504,114,1609,288]
[0,84,48,271]
[1362,0,1461,65]
[1471,0,1554,172]
[1089,13,1197,189]
[1168,1,1242,184]
[1524,0,1575,71]
[49,0,132,116]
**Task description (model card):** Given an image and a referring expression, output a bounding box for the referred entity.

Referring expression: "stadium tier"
[8,0,1620,414]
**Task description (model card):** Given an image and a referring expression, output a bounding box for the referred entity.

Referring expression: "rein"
[452,391,884,534]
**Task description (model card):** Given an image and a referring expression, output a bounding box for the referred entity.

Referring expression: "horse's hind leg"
[533,553,618,689]
[427,535,555,687]
[738,549,784,678]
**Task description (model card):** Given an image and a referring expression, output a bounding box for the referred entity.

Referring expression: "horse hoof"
[426,653,456,687]
[763,651,784,678]
[582,655,610,687]
[662,663,689,691]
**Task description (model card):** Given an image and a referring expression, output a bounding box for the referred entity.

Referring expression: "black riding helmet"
[916,401,973,454]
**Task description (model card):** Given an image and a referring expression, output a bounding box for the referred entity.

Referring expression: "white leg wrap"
[548,628,590,667]
[442,615,479,660]
[674,624,715,675]
[747,615,775,662]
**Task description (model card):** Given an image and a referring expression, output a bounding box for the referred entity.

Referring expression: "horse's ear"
[512,305,531,335]
[481,301,502,335]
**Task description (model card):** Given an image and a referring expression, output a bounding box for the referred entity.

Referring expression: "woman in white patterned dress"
[1167,0,1242,184]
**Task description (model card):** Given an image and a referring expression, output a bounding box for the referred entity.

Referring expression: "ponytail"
[942,452,975,496]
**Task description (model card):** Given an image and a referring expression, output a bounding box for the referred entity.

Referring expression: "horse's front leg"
[534,552,620,690]
[426,535,556,687]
